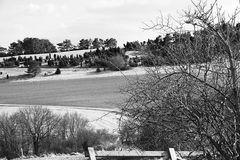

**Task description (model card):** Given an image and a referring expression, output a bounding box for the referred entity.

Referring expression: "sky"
[0,0,238,48]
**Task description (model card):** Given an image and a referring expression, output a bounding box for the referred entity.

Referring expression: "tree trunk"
[33,139,39,156]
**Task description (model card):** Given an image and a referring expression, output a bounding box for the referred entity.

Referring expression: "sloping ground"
[0,67,156,133]
[0,66,147,82]
[0,70,142,108]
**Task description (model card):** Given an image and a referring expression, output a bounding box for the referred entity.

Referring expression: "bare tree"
[121,0,240,159]
[56,112,89,151]
[16,106,60,156]
[0,114,20,160]
[68,113,89,151]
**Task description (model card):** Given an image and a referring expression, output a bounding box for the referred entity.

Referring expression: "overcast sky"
[0,0,238,48]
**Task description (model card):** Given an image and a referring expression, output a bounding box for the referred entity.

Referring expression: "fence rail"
[87,147,203,160]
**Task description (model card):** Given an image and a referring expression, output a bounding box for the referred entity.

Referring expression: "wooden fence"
[87,147,203,160]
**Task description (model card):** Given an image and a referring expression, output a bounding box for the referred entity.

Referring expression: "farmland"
[0,73,143,132]
[0,75,134,108]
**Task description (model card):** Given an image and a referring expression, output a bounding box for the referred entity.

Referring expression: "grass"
[0,75,137,109]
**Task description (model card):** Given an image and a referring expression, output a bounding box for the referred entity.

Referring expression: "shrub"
[96,68,101,72]
[14,60,20,66]
[69,59,79,66]
[59,60,68,68]
[4,61,15,67]
[107,55,128,71]
[129,60,137,67]
[141,56,155,66]
[27,60,41,76]
[47,60,54,66]
[55,68,61,74]
[94,59,108,68]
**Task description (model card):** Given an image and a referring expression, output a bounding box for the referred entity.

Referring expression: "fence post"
[88,147,97,160]
[169,148,178,160]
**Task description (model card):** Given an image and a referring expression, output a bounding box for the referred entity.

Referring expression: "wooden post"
[169,148,178,160]
[21,148,24,158]
[88,147,96,160]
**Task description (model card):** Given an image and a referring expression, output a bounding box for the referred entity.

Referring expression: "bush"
[47,60,54,66]
[107,55,128,71]
[4,61,15,67]
[69,59,79,66]
[27,60,41,76]
[96,68,101,72]
[129,61,137,67]
[94,59,108,68]
[59,60,68,68]
[55,68,61,74]
[14,60,20,66]
[141,56,159,66]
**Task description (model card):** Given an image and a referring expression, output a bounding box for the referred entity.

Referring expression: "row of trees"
[5,38,118,56]
[124,22,240,67]
[0,106,116,160]
[120,0,240,160]
[1,47,125,68]
[123,41,145,51]
[84,47,130,71]
[57,38,117,52]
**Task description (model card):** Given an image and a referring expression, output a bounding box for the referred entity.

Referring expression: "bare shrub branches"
[120,0,240,159]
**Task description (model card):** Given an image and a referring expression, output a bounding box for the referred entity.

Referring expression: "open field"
[0,66,154,132]
[0,76,131,132]
[0,69,146,132]
[0,76,134,108]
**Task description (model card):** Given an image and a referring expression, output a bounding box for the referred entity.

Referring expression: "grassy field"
[0,75,136,109]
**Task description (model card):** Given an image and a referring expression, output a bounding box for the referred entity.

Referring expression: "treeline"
[1,47,127,69]
[83,47,143,71]
[0,37,117,57]
[57,38,117,52]
[0,106,117,160]
[1,46,140,72]
[124,22,240,66]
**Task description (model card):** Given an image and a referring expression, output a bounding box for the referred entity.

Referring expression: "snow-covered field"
[0,66,148,82]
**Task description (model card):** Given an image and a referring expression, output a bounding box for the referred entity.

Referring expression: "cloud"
[27,3,41,14]
[126,0,149,5]
[46,3,56,14]
[12,24,24,32]
[88,0,125,9]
